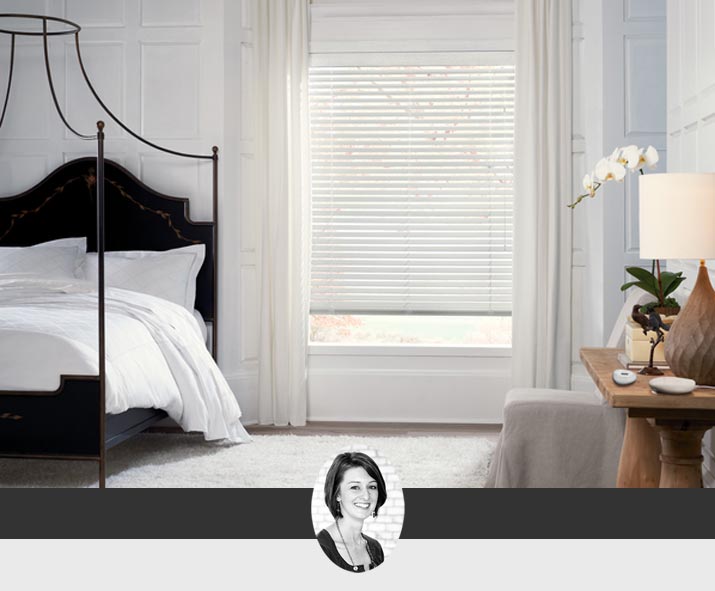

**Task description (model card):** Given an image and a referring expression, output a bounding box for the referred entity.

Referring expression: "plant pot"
[654,306,680,316]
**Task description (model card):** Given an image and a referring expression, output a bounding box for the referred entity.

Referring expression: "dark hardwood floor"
[245,421,502,442]
[149,421,502,442]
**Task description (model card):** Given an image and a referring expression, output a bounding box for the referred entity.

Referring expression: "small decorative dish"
[649,376,696,395]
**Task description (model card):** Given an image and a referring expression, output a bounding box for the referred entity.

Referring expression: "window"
[309,54,514,345]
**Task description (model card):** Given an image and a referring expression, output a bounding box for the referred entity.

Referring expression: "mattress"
[0,276,249,443]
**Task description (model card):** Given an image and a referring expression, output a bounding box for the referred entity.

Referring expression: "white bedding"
[0,276,249,443]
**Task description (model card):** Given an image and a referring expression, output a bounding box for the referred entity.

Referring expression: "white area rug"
[0,433,495,488]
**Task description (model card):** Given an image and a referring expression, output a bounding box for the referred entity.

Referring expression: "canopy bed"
[0,14,246,487]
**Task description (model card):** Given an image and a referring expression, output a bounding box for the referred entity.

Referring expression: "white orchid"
[622,144,660,171]
[582,173,596,196]
[568,144,660,208]
[621,145,642,170]
[608,147,623,163]
[594,157,626,182]
[643,145,659,168]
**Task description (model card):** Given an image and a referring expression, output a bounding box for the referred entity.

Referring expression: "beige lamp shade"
[639,173,715,260]
[639,173,715,386]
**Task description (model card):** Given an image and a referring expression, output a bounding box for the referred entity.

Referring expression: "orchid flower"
[594,157,626,182]
[643,145,659,168]
[608,147,623,163]
[568,145,670,310]
[621,145,643,170]
[582,173,596,197]
[568,145,660,208]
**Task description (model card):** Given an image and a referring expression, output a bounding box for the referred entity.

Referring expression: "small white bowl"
[649,376,696,395]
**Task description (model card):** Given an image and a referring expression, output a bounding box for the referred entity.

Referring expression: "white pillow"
[36,237,87,250]
[0,238,86,279]
[82,244,205,311]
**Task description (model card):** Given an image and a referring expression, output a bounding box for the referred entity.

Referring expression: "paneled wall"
[0,1,672,426]
[224,0,259,422]
[666,0,715,487]
[601,0,667,330]
[570,0,666,391]
[0,0,222,217]
[225,0,261,422]
[0,1,261,420]
[570,0,594,388]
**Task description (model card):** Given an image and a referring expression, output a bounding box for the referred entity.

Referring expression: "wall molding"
[666,0,715,487]
[624,0,666,24]
[225,368,258,425]
[310,1,514,54]
[64,0,127,28]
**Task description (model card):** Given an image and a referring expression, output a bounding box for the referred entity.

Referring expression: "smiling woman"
[312,449,404,573]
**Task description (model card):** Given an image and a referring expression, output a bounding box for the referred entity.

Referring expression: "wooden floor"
[245,421,502,442]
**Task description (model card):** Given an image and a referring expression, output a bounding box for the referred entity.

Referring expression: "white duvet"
[0,276,250,443]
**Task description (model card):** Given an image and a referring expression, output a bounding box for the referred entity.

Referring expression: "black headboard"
[0,157,216,322]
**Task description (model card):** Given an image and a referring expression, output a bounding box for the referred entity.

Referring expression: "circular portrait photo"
[311,446,404,573]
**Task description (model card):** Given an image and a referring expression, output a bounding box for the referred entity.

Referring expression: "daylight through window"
[309,59,514,345]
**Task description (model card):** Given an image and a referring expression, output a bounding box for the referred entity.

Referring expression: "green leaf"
[624,267,659,297]
[625,266,656,282]
[662,276,686,298]
[620,281,640,292]
[621,280,656,295]
[659,271,684,298]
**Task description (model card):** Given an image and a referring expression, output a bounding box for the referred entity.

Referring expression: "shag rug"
[0,433,495,488]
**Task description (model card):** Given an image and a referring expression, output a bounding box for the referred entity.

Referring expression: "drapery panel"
[255,0,311,425]
[512,0,573,389]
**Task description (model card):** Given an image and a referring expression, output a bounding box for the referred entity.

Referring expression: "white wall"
[0,0,669,426]
[665,0,715,487]
[0,0,261,421]
[223,0,259,423]
[0,0,223,217]
[570,0,666,391]
[310,0,514,53]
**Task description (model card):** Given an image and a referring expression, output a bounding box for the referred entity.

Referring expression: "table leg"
[649,420,708,488]
[617,417,661,488]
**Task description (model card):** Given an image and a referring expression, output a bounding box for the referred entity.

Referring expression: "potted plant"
[620,262,684,316]
[568,144,686,316]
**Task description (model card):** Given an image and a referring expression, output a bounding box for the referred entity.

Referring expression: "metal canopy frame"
[0,13,220,488]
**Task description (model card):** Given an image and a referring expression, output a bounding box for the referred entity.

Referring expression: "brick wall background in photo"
[311,445,405,558]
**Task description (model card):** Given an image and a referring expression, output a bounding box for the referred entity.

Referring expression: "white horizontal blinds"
[310,62,514,315]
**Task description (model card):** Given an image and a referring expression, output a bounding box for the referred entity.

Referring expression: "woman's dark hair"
[324,452,387,519]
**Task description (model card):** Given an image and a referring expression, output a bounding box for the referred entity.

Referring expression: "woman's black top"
[317,529,384,572]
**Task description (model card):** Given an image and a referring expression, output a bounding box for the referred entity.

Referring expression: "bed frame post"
[212,145,219,361]
[97,121,107,489]
[0,15,222,488]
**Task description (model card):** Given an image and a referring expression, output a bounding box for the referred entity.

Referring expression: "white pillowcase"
[82,244,205,311]
[37,237,87,250]
[0,237,87,279]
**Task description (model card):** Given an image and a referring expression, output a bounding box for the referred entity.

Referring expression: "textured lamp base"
[665,261,715,385]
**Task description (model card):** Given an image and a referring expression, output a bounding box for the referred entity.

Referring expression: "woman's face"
[337,466,378,521]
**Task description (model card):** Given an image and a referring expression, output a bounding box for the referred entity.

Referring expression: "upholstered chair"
[486,289,651,487]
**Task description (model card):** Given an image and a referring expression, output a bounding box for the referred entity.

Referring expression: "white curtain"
[255,0,310,425]
[512,0,573,390]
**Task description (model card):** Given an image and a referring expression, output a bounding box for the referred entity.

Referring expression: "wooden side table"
[580,348,715,488]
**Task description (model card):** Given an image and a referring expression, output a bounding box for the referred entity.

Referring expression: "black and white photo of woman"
[316,451,388,572]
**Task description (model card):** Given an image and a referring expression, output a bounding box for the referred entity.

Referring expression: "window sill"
[308,343,512,358]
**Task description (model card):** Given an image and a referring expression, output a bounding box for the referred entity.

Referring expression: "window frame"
[308,50,515,354]
[308,342,512,357]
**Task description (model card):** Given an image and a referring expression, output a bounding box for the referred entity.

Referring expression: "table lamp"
[639,173,715,385]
